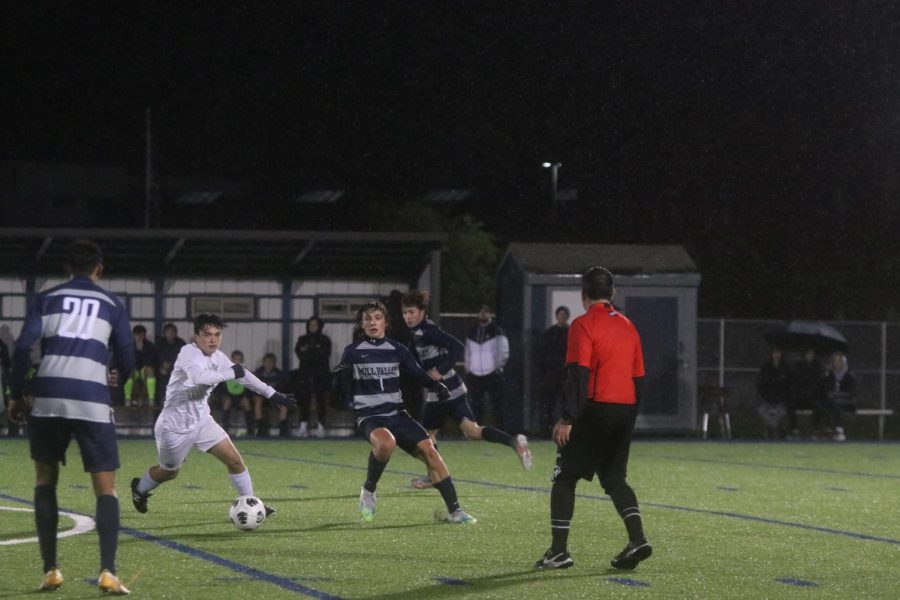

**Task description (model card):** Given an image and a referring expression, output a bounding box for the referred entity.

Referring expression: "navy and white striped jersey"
[339,336,440,422]
[12,276,134,423]
[408,319,467,403]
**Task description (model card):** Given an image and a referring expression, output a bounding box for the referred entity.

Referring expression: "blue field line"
[0,492,344,600]
[634,452,900,480]
[243,451,900,547]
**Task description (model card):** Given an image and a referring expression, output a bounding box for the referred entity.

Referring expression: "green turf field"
[1,437,898,599]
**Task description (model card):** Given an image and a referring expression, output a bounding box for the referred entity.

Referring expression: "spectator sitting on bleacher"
[756,346,791,439]
[790,348,826,439]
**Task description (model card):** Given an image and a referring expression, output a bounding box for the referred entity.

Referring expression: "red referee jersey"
[565,301,645,405]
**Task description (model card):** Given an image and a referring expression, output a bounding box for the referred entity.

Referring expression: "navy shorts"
[358,410,430,457]
[421,396,476,431]
[28,416,120,473]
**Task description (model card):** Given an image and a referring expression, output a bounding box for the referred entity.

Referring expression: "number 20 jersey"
[16,276,133,423]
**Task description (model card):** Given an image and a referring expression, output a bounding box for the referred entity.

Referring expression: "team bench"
[793,407,894,440]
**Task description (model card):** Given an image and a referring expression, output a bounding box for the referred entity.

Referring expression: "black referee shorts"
[555,402,637,483]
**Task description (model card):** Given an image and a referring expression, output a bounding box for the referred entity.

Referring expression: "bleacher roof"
[0,228,447,279]
[502,243,698,276]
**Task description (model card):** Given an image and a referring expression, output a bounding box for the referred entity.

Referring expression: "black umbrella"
[763,320,848,353]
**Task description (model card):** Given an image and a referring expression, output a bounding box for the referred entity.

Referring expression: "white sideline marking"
[0,505,95,545]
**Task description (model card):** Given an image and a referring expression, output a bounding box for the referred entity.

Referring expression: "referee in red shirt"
[535,266,652,570]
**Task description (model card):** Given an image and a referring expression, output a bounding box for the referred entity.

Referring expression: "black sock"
[364,452,387,493]
[34,484,58,572]
[481,426,514,446]
[550,478,576,553]
[434,476,461,514]
[608,481,645,542]
[96,495,119,574]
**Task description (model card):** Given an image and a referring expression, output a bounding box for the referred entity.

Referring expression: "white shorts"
[154,413,229,471]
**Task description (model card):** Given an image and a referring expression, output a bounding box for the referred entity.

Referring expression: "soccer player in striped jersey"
[336,300,475,524]
[401,290,531,490]
[129,313,296,517]
[8,240,134,594]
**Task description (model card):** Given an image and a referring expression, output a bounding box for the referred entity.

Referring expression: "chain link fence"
[698,319,898,439]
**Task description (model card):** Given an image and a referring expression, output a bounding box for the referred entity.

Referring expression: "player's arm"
[428,327,465,375]
[496,331,510,371]
[236,366,296,407]
[399,345,450,399]
[560,320,592,423]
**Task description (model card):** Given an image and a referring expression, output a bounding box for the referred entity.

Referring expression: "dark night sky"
[4,3,900,319]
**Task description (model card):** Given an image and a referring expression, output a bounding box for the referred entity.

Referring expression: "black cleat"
[610,539,652,570]
[264,504,276,518]
[130,477,150,514]
[534,548,574,569]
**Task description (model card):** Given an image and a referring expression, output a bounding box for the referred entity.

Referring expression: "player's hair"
[582,266,614,300]
[132,324,147,335]
[64,239,103,277]
[356,300,388,325]
[193,313,227,334]
[401,290,428,310]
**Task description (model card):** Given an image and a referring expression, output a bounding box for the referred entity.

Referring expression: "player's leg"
[131,420,189,512]
[412,437,475,523]
[34,460,63,587]
[358,424,396,521]
[410,401,443,489]
[597,405,651,570]
[457,396,532,469]
[28,416,68,588]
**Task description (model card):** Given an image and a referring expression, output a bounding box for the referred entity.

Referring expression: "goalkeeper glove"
[269,392,297,408]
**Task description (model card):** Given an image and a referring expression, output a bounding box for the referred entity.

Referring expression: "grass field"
[1,437,898,599]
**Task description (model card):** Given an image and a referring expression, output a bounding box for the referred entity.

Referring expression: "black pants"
[467,372,506,429]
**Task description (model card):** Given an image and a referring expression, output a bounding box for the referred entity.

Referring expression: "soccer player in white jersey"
[130,313,296,516]
[9,240,134,594]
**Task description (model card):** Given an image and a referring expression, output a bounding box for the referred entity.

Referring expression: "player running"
[130,313,296,517]
[335,300,476,524]
[401,290,531,490]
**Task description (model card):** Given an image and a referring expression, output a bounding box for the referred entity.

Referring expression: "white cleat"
[516,434,533,469]
[359,488,376,522]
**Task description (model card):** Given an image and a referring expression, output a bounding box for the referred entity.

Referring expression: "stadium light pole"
[542,162,561,227]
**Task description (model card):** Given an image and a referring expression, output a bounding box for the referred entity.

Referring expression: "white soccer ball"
[229,495,266,531]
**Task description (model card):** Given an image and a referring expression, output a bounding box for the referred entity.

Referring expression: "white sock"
[138,469,161,494]
[229,469,254,496]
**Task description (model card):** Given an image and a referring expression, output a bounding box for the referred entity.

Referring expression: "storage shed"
[497,243,701,434]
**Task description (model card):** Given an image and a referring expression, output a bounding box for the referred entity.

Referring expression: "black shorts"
[421,396,476,431]
[555,402,637,483]
[28,415,120,473]
[358,410,430,457]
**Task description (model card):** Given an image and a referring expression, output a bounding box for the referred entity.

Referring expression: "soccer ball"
[229,495,266,531]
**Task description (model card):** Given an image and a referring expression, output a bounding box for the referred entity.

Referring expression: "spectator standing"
[7,239,134,594]
[464,304,509,429]
[294,316,332,438]
[535,266,651,571]
[537,306,570,437]
[823,351,856,442]
[755,346,791,439]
